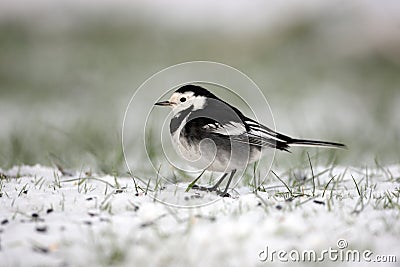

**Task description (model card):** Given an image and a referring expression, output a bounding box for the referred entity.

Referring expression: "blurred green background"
[1,1,399,174]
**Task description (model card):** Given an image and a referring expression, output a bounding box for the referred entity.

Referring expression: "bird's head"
[155,85,218,114]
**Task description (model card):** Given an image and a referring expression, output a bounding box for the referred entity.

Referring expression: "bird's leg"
[192,173,228,192]
[218,170,237,197]
[192,170,237,197]
[208,172,229,191]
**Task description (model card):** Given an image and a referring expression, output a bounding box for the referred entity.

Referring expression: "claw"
[217,191,231,198]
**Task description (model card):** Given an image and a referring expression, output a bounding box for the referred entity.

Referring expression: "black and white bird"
[155,84,346,196]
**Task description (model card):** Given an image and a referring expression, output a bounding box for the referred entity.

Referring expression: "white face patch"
[169,92,206,114]
[191,96,206,111]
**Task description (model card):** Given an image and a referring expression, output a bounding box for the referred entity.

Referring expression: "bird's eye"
[180,97,186,102]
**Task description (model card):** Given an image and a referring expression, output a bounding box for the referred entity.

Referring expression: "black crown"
[175,85,218,99]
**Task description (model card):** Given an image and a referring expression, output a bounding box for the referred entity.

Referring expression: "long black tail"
[289,139,347,149]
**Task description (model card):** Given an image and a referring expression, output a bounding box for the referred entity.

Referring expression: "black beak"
[154,100,172,106]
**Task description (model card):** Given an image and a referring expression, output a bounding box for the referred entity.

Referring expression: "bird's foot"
[191,184,231,197]
[191,184,215,192]
[217,191,231,198]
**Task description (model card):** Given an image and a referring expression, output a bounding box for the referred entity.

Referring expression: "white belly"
[171,130,261,173]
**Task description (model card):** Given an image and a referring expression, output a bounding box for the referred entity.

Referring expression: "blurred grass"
[1,6,399,174]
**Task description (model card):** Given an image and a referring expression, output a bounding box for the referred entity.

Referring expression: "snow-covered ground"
[0,164,399,266]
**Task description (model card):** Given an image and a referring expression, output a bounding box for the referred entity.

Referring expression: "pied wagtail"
[155,84,346,196]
